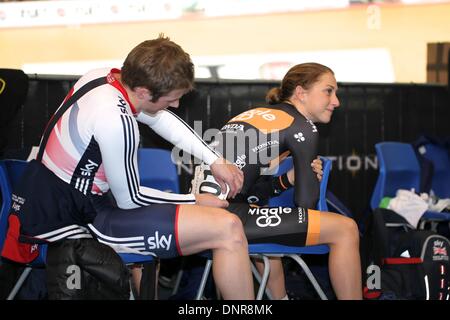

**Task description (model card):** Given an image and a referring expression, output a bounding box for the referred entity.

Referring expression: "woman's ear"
[294,85,307,103]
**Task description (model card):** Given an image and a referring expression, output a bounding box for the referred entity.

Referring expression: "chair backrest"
[137,148,180,193]
[418,143,450,198]
[268,156,332,211]
[0,160,28,250]
[318,157,332,211]
[370,142,421,210]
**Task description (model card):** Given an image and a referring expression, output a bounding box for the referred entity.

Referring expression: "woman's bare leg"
[254,258,287,299]
[130,265,142,297]
[177,205,254,300]
[318,212,362,300]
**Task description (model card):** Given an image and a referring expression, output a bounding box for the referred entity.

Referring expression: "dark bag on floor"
[46,238,130,300]
[362,208,450,300]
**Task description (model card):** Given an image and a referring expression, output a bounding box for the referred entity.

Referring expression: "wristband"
[271,172,293,196]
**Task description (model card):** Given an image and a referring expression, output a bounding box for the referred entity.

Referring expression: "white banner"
[0,0,183,28]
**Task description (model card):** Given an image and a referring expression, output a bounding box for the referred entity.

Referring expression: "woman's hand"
[311,157,323,182]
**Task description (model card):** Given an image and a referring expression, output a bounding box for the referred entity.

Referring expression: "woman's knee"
[321,213,359,245]
[338,216,360,244]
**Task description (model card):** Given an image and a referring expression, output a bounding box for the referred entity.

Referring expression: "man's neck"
[112,72,141,113]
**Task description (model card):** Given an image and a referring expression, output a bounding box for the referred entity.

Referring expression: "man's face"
[140,88,187,114]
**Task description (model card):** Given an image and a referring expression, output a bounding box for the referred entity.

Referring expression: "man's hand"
[209,157,244,199]
[311,157,323,182]
[195,193,229,208]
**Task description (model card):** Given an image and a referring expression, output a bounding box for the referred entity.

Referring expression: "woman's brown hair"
[266,63,334,104]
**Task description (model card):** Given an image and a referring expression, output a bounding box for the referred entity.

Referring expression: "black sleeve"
[245,175,272,205]
[285,120,320,209]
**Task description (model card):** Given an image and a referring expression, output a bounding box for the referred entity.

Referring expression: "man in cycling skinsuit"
[192,63,362,300]
[2,36,254,300]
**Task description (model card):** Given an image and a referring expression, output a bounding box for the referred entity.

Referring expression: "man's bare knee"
[217,211,247,251]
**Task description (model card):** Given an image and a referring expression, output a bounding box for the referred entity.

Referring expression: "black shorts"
[12,160,97,242]
[228,202,321,247]
[89,195,181,259]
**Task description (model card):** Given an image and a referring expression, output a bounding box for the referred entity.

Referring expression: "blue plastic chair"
[137,148,180,194]
[195,156,333,300]
[370,142,450,228]
[417,143,450,199]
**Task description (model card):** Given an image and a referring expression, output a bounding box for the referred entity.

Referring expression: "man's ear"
[135,87,152,100]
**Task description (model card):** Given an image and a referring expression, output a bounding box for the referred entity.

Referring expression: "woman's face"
[301,72,340,123]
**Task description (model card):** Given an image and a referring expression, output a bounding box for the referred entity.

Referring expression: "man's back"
[41,68,136,197]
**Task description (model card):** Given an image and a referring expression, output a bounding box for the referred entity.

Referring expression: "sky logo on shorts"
[147,231,172,251]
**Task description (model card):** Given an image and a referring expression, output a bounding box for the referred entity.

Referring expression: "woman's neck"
[284,99,312,121]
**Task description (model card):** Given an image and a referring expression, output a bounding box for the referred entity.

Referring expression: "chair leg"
[7,267,32,300]
[251,255,271,300]
[129,280,135,300]
[287,254,328,300]
[195,259,212,300]
[172,269,184,296]
[171,258,186,296]
[250,259,273,299]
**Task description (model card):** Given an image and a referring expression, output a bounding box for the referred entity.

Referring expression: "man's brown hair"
[121,34,194,102]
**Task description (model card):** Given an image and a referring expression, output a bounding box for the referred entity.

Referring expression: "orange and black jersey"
[212,102,320,209]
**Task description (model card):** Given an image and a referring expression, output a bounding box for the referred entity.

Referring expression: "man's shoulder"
[77,69,133,116]
[81,68,111,80]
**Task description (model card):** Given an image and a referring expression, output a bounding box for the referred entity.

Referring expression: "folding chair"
[195,156,333,300]
[370,142,450,230]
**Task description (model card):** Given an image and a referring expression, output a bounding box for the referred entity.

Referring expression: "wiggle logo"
[249,207,292,227]
[0,78,6,95]
[229,108,294,134]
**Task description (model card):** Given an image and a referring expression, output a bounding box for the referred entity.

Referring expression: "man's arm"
[136,110,243,197]
[136,110,219,164]
[95,112,197,209]
[209,157,244,198]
